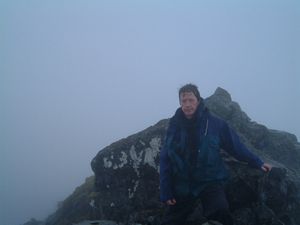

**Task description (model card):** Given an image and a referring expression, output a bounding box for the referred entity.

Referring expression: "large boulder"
[205,87,300,172]
[44,87,300,225]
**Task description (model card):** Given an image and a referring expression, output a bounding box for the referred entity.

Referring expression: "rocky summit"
[40,87,300,225]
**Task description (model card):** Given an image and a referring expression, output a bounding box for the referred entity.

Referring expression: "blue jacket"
[159,103,264,202]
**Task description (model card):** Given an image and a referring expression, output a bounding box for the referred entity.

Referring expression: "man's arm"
[220,121,272,172]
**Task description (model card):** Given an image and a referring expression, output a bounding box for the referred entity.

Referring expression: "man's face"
[180,92,200,119]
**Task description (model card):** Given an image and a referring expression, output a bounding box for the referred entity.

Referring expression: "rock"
[205,87,300,173]
[44,87,300,225]
[45,177,96,225]
[72,220,121,225]
[89,122,166,224]
[23,218,44,225]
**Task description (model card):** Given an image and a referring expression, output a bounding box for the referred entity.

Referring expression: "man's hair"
[178,83,201,101]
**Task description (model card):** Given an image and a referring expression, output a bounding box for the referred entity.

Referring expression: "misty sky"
[1,1,299,225]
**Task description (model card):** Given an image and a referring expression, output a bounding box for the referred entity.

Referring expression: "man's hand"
[261,163,272,172]
[166,198,177,205]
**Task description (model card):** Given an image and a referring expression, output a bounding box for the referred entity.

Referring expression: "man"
[160,84,272,225]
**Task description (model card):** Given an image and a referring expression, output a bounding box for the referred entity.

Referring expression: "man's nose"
[187,100,192,106]
[185,102,191,107]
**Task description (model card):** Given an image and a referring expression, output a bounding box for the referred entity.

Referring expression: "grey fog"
[1,1,299,225]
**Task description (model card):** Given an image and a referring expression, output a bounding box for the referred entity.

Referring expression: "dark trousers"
[160,184,233,225]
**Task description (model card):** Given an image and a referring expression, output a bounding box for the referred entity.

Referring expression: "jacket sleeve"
[159,119,176,202]
[220,121,264,169]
